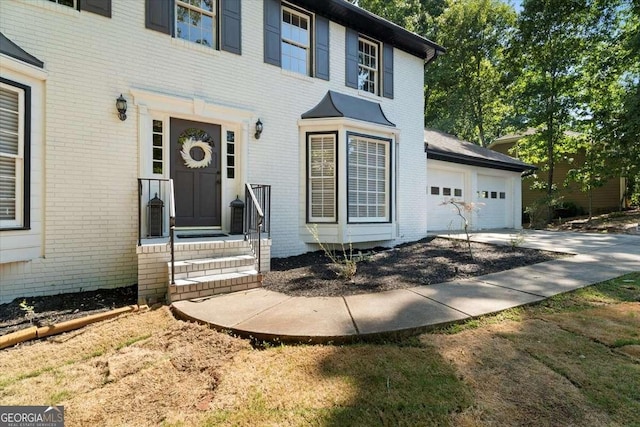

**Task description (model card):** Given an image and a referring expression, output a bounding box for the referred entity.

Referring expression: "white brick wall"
[0,0,428,303]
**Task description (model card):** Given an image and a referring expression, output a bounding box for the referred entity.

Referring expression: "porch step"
[170,254,256,280]
[169,270,263,302]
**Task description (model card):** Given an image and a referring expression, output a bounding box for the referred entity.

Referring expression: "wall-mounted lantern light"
[254,119,263,139]
[116,94,127,121]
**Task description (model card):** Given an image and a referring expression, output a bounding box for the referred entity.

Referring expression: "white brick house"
[0,0,443,304]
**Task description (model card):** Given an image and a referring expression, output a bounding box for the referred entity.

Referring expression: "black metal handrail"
[137,178,176,284]
[244,183,271,272]
[169,179,176,285]
[137,178,172,245]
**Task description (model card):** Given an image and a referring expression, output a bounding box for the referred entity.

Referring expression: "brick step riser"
[169,274,263,302]
[169,255,256,279]
[172,248,254,263]
[172,263,256,280]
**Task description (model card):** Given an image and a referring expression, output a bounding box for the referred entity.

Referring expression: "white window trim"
[49,0,77,7]
[281,4,312,76]
[307,133,337,223]
[175,0,217,49]
[0,82,25,229]
[358,37,379,95]
[347,134,390,223]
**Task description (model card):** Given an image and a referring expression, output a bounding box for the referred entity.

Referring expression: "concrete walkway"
[172,231,639,342]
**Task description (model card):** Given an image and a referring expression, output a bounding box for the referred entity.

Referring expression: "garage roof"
[424,129,536,173]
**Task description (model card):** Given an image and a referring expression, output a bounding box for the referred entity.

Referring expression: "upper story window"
[0,80,28,229]
[176,0,216,48]
[264,0,330,80]
[46,0,111,16]
[281,6,311,75]
[49,0,75,7]
[346,29,394,99]
[358,37,378,94]
[146,0,241,55]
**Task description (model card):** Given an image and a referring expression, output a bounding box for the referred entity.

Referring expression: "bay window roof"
[301,90,395,127]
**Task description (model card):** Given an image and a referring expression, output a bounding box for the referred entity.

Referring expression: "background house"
[0,0,443,304]
[490,131,627,217]
[424,129,534,231]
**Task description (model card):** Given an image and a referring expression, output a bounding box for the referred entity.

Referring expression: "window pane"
[201,0,213,13]
[0,131,19,156]
[49,0,75,7]
[281,8,309,76]
[348,136,388,221]
[0,87,19,155]
[309,135,336,220]
[454,188,462,197]
[0,156,16,220]
[176,1,215,48]
[153,147,163,161]
[0,88,18,111]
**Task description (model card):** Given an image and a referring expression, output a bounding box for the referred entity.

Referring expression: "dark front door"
[170,118,222,227]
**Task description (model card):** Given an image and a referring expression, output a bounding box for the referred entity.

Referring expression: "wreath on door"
[180,138,213,169]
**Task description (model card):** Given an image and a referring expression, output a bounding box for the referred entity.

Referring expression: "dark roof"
[301,90,395,127]
[0,32,44,68]
[289,0,445,61]
[424,129,536,173]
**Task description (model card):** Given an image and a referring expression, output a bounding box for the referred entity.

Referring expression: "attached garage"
[476,174,510,229]
[424,129,535,232]
[427,166,467,230]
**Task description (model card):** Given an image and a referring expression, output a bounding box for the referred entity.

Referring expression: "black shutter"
[345,28,358,89]
[383,43,394,99]
[146,0,173,35]
[79,0,111,17]
[264,0,281,66]
[315,15,330,80]
[221,0,241,55]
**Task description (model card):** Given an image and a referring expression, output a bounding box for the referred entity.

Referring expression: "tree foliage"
[353,0,640,209]
[352,0,445,39]
[425,0,516,146]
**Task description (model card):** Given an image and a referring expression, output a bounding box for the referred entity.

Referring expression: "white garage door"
[477,174,508,229]
[427,168,466,231]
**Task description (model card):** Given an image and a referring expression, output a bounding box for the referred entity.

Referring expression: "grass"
[202,344,473,426]
[0,273,638,426]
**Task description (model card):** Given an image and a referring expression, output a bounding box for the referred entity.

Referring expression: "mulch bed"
[0,285,137,336]
[263,237,565,297]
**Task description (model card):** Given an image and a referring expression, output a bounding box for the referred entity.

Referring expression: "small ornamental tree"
[440,199,482,260]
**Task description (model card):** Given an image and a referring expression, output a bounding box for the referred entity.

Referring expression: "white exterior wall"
[0,0,428,303]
